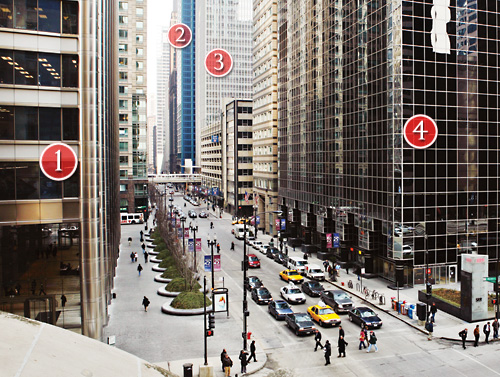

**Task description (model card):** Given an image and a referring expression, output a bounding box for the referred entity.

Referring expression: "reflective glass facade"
[279,0,500,286]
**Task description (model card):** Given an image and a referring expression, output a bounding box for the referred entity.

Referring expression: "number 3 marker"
[403,114,438,149]
[205,49,233,77]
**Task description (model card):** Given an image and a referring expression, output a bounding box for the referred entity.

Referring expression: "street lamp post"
[208,233,217,301]
[253,206,258,239]
[242,219,249,350]
[190,221,199,271]
[181,217,186,255]
[203,275,208,365]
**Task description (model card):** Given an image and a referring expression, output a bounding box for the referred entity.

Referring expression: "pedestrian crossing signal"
[206,329,214,337]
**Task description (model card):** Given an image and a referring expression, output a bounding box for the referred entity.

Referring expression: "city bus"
[120,213,144,224]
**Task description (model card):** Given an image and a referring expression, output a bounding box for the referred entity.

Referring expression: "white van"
[305,264,325,281]
[287,256,308,275]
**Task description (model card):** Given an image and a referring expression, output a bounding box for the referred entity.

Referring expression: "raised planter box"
[147,244,157,249]
[150,257,162,264]
[418,290,466,321]
[161,299,213,316]
[152,266,166,272]
[154,274,171,283]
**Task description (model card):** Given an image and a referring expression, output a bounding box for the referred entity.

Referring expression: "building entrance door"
[448,265,457,284]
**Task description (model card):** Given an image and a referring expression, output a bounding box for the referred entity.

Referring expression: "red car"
[248,254,261,268]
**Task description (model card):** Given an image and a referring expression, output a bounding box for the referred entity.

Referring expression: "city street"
[104,192,500,377]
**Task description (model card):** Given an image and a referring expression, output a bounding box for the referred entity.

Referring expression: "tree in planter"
[171,291,211,310]
[166,277,201,293]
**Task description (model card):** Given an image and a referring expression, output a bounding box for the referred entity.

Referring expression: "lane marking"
[452,348,500,375]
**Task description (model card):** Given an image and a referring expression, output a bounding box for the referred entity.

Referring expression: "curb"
[161,298,214,316]
[152,266,166,272]
[154,274,171,283]
[147,244,157,249]
[150,257,162,264]
[148,250,159,255]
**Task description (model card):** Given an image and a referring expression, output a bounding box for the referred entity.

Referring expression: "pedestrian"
[474,324,480,347]
[134,252,138,262]
[141,243,146,252]
[314,330,323,351]
[359,328,367,350]
[142,296,150,311]
[362,324,369,347]
[137,264,143,276]
[128,237,132,246]
[220,349,227,372]
[61,294,67,307]
[222,353,232,377]
[303,252,309,260]
[285,246,289,254]
[324,340,331,365]
[426,320,434,341]
[140,230,143,238]
[39,283,46,295]
[338,335,347,357]
[230,241,235,250]
[210,222,214,229]
[144,250,149,263]
[248,340,257,362]
[323,260,329,272]
[493,318,499,339]
[366,331,378,352]
[338,325,345,339]
[239,349,248,374]
[483,321,491,344]
[130,251,135,262]
[346,264,349,274]
[430,302,437,322]
[459,328,468,349]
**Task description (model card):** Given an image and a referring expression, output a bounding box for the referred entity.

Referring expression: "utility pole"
[243,218,249,350]
[203,276,208,365]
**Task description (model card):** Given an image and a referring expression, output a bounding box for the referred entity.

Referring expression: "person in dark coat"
[459,328,468,349]
[314,330,324,351]
[222,353,232,377]
[239,349,248,373]
[137,264,143,276]
[493,319,499,339]
[483,321,491,343]
[324,340,332,365]
[144,250,149,263]
[474,325,480,347]
[220,349,227,372]
[338,325,345,339]
[430,302,437,322]
[142,296,150,312]
[61,294,67,308]
[248,340,257,362]
[338,335,347,357]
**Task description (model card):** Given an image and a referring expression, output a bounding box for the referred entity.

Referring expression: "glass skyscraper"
[279,0,500,287]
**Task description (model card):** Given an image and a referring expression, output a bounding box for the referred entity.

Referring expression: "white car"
[280,284,307,304]
[258,244,270,254]
[305,264,325,281]
[252,241,263,250]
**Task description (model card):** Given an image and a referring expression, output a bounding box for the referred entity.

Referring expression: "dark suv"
[320,290,354,313]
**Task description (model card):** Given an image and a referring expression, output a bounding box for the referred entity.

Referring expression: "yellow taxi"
[232,218,249,225]
[307,304,341,327]
[279,269,304,284]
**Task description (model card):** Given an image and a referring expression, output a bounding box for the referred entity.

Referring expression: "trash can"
[183,363,193,377]
[416,302,426,321]
[397,301,403,313]
[408,304,415,319]
[391,298,397,311]
[402,303,409,315]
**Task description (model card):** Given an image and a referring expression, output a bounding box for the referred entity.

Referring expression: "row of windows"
[0,49,78,87]
[0,162,79,200]
[0,0,78,34]
[0,106,78,140]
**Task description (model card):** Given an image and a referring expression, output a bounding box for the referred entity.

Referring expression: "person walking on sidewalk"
[128,237,132,246]
[430,302,437,322]
[366,331,378,353]
[144,250,149,263]
[130,251,135,262]
[248,340,257,362]
[239,349,248,374]
[426,320,434,341]
[324,340,332,365]
[483,321,491,344]
[134,252,138,262]
[220,349,227,372]
[222,353,233,377]
[459,328,468,349]
[338,325,345,339]
[359,328,367,350]
[474,325,480,347]
[338,335,347,357]
[142,296,150,312]
[314,330,324,351]
[137,264,143,276]
[493,319,499,339]
[362,325,369,347]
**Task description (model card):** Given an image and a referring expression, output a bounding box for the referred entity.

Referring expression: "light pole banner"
[204,255,212,272]
[281,219,286,231]
[256,215,260,225]
[275,219,280,231]
[326,233,333,249]
[177,228,182,237]
[184,227,189,237]
[196,238,202,252]
[188,238,194,252]
[333,233,340,248]
[213,255,221,271]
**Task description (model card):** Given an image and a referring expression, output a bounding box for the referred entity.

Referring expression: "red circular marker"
[40,143,78,181]
[168,23,192,49]
[403,114,438,149]
[205,49,233,77]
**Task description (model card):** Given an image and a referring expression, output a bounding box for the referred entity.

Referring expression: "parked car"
[247,254,261,268]
[245,276,263,291]
[266,247,280,259]
[252,241,263,250]
[279,269,304,284]
[188,210,197,218]
[251,286,273,305]
[307,305,341,327]
[280,284,306,304]
[301,281,325,297]
[258,244,270,255]
[320,290,354,313]
[198,211,208,218]
[348,306,383,329]
[286,256,308,275]
[268,299,293,320]
[285,313,317,336]
[273,252,287,265]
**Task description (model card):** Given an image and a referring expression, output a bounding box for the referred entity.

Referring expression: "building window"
[38,0,60,33]
[0,162,15,200]
[119,156,129,165]
[119,142,128,151]
[119,100,128,109]
[136,61,143,70]
[39,107,61,140]
[120,184,128,192]
[14,50,37,85]
[0,106,14,139]
[15,107,38,140]
[136,48,144,57]
[61,1,78,34]
[136,75,143,84]
[119,86,128,94]
[118,1,128,10]
[119,114,128,122]
[62,108,78,141]
[119,71,128,80]
[118,43,128,52]
[118,15,128,24]
[136,7,143,16]
[136,34,143,43]
[38,53,61,86]
[119,30,128,38]
[16,163,39,199]
[119,128,128,137]
[136,21,143,30]
[61,55,78,87]
[119,170,127,178]
[119,57,128,67]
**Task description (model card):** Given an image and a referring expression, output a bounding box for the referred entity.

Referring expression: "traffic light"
[206,329,214,337]
[426,282,432,297]
[208,312,215,329]
[492,299,497,305]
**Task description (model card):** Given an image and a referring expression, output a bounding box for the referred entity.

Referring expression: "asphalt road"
[104,193,500,377]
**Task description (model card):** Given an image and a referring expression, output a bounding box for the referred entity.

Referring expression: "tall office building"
[156,27,170,173]
[176,0,196,172]
[252,0,279,235]
[197,0,253,206]
[0,0,120,339]
[118,0,148,214]
[279,0,500,287]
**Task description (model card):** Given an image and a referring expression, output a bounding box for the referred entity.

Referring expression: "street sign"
[39,143,78,181]
[485,277,497,283]
[403,114,438,149]
[205,49,233,77]
[168,23,192,49]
